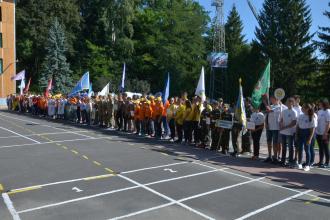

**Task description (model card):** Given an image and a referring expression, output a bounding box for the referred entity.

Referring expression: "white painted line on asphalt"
[118,174,216,220]
[0,137,103,149]
[234,190,313,220]
[10,174,115,192]
[17,186,140,214]
[145,168,229,186]
[0,126,41,144]
[0,113,94,139]
[0,131,90,139]
[0,135,22,139]
[109,177,264,220]
[121,161,189,174]
[2,193,21,220]
[180,177,265,202]
[109,202,175,220]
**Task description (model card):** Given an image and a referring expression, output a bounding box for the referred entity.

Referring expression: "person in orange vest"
[138,98,146,135]
[134,101,141,135]
[144,101,153,136]
[154,97,164,139]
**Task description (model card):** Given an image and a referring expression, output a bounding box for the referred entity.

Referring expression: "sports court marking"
[0,113,94,139]
[0,127,40,144]
[2,193,21,220]
[234,190,313,220]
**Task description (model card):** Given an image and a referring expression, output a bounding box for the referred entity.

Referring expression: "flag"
[252,61,271,108]
[69,72,90,96]
[23,78,31,94]
[235,78,247,130]
[88,83,94,97]
[195,66,206,102]
[11,70,25,81]
[20,79,25,95]
[99,83,110,96]
[120,63,126,92]
[44,78,52,97]
[163,73,170,104]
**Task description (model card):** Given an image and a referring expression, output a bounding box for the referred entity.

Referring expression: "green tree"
[39,18,73,94]
[255,0,316,96]
[317,1,330,97]
[16,0,81,86]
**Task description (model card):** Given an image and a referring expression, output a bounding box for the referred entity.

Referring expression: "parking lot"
[0,111,329,220]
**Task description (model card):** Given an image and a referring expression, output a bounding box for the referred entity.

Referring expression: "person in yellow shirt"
[167,97,177,142]
[175,98,186,143]
[192,96,203,145]
[183,100,193,144]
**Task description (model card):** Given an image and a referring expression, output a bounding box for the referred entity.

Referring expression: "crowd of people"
[5,92,330,171]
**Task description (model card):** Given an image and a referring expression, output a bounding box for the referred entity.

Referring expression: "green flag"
[252,61,271,108]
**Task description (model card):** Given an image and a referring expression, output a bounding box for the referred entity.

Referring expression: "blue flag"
[88,83,94,97]
[69,72,90,96]
[163,73,170,104]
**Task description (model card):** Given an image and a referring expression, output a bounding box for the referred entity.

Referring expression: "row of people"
[6,93,330,171]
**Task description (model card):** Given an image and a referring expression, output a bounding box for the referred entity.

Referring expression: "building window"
[0,7,2,22]
[0,59,3,74]
[0,33,2,48]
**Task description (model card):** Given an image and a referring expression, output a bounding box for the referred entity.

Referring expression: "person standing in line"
[182,100,193,144]
[221,104,233,155]
[264,96,287,164]
[175,98,186,144]
[210,101,221,151]
[296,104,318,171]
[192,96,203,146]
[199,100,212,148]
[154,97,164,139]
[250,106,265,160]
[293,95,303,162]
[279,98,298,167]
[167,97,177,142]
[241,98,253,154]
[315,99,330,168]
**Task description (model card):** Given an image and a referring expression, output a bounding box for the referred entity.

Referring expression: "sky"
[198,0,329,43]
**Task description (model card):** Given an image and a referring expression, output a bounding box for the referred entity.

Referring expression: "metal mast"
[212,0,225,52]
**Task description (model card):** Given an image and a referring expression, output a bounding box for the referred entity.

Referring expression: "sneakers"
[304,166,310,171]
[297,164,303,170]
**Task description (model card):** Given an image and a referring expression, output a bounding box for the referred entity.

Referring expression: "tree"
[39,18,73,94]
[255,0,316,96]
[317,1,330,97]
[16,0,81,85]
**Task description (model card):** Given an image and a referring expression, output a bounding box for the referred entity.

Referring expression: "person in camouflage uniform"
[241,98,253,154]
[210,101,221,151]
[199,100,212,148]
[106,95,114,128]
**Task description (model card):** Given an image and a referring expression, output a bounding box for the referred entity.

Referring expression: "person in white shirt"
[265,95,287,163]
[296,104,317,171]
[250,106,265,159]
[293,95,303,162]
[315,99,330,168]
[280,98,297,166]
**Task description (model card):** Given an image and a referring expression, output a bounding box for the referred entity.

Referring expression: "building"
[0,0,15,102]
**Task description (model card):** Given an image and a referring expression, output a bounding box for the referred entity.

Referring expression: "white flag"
[20,79,25,95]
[99,83,110,96]
[121,63,126,91]
[195,66,206,102]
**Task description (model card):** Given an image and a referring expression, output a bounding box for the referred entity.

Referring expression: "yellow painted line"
[0,184,4,191]
[105,168,115,173]
[82,155,89,160]
[161,153,169,156]
[62,146,68,150]
[305,197,320,205]
[56,143,61,146]
[71,150,79,155]
[83,174,113,181]
[93,161,101,166]
[8,186,42,195]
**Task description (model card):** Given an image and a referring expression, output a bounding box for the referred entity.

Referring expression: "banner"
[208,52,228,68]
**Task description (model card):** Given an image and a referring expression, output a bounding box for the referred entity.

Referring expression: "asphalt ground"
[0,110,329,220]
